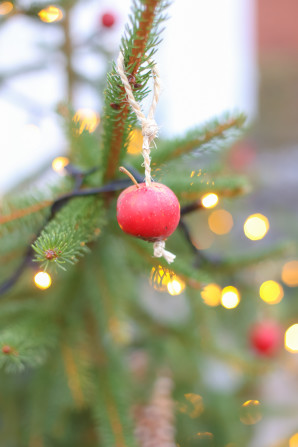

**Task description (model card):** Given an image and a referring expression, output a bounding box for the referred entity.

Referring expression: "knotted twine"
[116,52,176,264]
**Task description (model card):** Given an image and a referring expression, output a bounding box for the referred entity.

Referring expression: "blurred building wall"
[256,0,298,146]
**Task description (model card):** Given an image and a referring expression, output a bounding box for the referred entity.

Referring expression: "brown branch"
[0,200,52,225]
[104,0,160,182]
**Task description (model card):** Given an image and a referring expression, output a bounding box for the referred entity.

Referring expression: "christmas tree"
[0,1,297,446]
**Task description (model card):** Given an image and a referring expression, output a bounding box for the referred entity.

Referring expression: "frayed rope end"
[153,241,176,264]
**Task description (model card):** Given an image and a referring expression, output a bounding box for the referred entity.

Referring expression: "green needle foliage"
[0,1,294,447]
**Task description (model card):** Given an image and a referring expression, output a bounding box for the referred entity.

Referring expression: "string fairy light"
[259,280,284,305]
[243,214,269,241]
[282,260,298,287]
[284,324,298,353]
[201,193,219,209]
[289,433,298,447]
[0,1,13,15]
[38,6,63,23]
[208,209,233,235]
[127,128,143,155]
[221,286,240,309]
[34,271,52,290]
[52,156,69,173]
[200,283,222,307]
[73,109,100,135]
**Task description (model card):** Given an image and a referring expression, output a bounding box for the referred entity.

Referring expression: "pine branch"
[163,173,249,200]
[61,344,85,408]
[127,113,246,167]
[0,200,52,225]
[101,0,169,182]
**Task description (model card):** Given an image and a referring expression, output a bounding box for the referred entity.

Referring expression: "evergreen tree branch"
[130,113,246,167]
[61,344,85,408]
[0,200,52,225]
[102,0,168,182]
[0,178,132,296]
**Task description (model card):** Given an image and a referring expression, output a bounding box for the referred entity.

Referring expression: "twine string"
[116,52,176,264]
[116,52,160,186]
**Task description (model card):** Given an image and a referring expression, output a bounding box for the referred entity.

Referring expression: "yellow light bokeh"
[201,193,219,209]
[191,229,214,251]
[201,283,222,307]
[221,286,240,309]
[127,128,143,155]
[167,278,186,296]
[259,280,284,305]
[34,272,52,290]
[52,156,69,173]
[73,108,100,134]
[38,6,63,23]
[208,209,234,235]
[181,393,204,418]
[0,1,13,15]
[150,266,185,295]
[240,400,262,425]
[282,260,298,287]
[289,433,298,447]
[285,324,298,353]
[243,213,269,241]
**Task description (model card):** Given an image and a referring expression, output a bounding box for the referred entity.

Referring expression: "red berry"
[2,345,12,354]
[101,12,116,28]
[45,249,58,260]
[249,321,282,357]
[117,182,180,242]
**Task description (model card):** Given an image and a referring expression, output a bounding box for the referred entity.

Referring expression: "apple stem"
[119,167,140,188]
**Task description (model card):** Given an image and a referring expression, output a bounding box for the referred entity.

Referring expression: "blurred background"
[1,1,298,446]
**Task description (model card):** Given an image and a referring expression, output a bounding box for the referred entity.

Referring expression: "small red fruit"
[117,182,180,242]
[249,321,282,357]
[101,12,116,28]
[2,345,12,354]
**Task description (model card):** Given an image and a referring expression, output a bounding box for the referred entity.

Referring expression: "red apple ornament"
[117,173,180,242]
[249,321,282,357]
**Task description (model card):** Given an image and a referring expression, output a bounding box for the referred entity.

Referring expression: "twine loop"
[142,119,158,140]
[117,51,176,264]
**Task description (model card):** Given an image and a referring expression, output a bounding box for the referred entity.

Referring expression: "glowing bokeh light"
[240,400,262,425]
[285,324,298,353]
[243,214,269,241]
[150,266,185,295]
[221,286,240,309]
[201,193,219,209]
[34,272,52,290]
[38,6,63,22]
[208,209,233,235]
[73,108,100,134]
[191,229,214,250]
[259,280,284,305]
[201,283,222,307]
[150,266,173,292]
[0,1,13,15]
[282,260,298,287]
[127,128,143,154]
[52,156,69,173]
[180,393,204,418]
[289,433,298,447]
[167,278,186,296]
